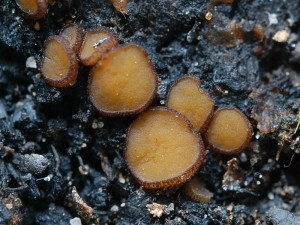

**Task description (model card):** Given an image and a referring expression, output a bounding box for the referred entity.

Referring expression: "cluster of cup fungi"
[41,24,253,202]
[15,0,129,20]
[16,0,253,204]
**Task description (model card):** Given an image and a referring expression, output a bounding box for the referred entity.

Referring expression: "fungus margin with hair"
[204,107,253,155]
[124,107,206,189]
[88,44,158,117]
[79,27,119,66]
[38,22,254,195]
[40,35,78,88]
[16,0,48,20]
[183,176,213,203]
[166,75,215,133]
[59,23,84,54]
[111,0,128,14]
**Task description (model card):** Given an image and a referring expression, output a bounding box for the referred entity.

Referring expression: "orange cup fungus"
[59,24,84,54]
[211,0,234,4]
[37,21,254,194]
[204,108,253,155]
[88,44,157,116]
[124,107,206,189]
[15,0,48,20]
[184,176,213,203]
[111,0,128,14]
[79,27,119,66]
[40,35,78,88]
[166,76,215,133]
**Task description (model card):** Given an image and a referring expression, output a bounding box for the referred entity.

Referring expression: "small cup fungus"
[124,107,206,189]
[79,27,119,66]
[204,108,252,155]
[41,35,78,88]
[211,0,234,4]
[111,0,128,14]
[15,0,48,20]
[60,24,84,54]
[88,44,157,116]
[184,177,213,203]
[166,76,215,133]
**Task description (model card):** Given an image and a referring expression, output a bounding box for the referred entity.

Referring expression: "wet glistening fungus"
[88,44,158,116]
[79,27,119,66]
[15,0,48,20]
[204,108,253,155]
[15,0,129,20]
[166,76,215,133]
[123,75,252,191]
[60,24,84,54]
[40,35,78,88]
[38,23,253,196]
[183,176,213,203]
[111,0,128,14]
[124,107,206,189]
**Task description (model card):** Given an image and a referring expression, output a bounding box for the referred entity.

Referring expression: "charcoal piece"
[34,204,72,225]
[14,153,49,175]
[267,208,300,225]
[12,99,41,131]
[0,100,8,119]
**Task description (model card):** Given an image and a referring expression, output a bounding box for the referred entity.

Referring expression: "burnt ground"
[1,0,300,224]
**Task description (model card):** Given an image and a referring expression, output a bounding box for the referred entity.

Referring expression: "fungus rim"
[111,0,128,14]
[41,35,79,88]
[204,107,253,155]
[88,43,158,117]
[16,0,48,20]
[183,176,213,204]
[166,75,215,133]
[124,106,206,189]
[59,23,84,54]
[79,26,119,66]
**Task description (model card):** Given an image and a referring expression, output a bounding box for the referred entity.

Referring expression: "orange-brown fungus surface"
[125,107,206,189]
[205,108,252,155]
[167,76,215,133]
[60,24,84,54]
[111,0,128,14]
[79,27,119,66]
[16,0,48,20]
[184,177,213,203]
[211,0,234,4]
[41,36,78,88]
[250,24,265,42]
[88,44,157,116]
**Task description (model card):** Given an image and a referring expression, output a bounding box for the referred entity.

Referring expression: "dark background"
[1,0,300,224]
